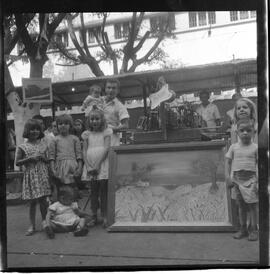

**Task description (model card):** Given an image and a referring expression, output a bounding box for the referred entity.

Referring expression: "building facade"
[9,11,257,85]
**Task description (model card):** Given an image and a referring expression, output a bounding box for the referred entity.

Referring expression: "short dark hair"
[236,118,255,129]
[199,90,210,98]
[22,119,44,139]
[74,118,85,132]
[105,78,120,89]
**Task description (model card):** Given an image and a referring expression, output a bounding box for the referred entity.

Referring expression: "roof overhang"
[12,58,257,109]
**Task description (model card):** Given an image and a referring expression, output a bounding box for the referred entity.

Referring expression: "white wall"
[8,12,257,86]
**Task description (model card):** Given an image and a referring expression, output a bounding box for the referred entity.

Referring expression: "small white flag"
[149,84,172,109]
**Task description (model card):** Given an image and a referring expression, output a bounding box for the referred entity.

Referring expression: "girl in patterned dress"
[81,107,112,226]
[49,114,83,198]
[15,119,51,236]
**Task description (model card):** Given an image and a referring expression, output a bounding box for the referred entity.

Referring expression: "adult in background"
[103,79,130,146]
[196,90,221,132]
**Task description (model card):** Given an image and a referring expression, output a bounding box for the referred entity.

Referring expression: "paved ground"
[5,197,260,270]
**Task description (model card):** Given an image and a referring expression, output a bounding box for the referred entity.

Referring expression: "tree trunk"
[29,58,45,78]
[5,62,41,170]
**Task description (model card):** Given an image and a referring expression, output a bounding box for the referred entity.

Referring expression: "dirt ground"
[3,192,261,271]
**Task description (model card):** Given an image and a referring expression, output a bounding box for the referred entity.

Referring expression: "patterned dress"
[19,142,51,200]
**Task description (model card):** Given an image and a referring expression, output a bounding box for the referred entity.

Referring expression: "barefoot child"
[225,118,258,241]
[44,186,89,238]
[81,107,112,227]
[15,119,51,235]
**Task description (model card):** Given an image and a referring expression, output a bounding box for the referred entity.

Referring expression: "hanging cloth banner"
[149,84,173,110]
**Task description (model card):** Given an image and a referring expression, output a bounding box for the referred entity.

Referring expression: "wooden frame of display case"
[107,140,235,232]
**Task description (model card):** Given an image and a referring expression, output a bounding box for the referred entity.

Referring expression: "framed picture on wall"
[107,141,235,232]
[22,78,52,103]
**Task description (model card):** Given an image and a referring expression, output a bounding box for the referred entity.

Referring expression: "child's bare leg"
[238,202,247,227]
[247,203,258,241]
[78,218,86,229]
[28,200,36,232]
[74,218,88,236]
[39,196,48,221]
[91,180,99,223]
[100,179,108,227]
[234,198,248,239]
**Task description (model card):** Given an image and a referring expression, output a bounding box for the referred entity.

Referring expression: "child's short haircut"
[56,114,73,127]
[236,118,255,129]
[23,118,44,139]
[105,78,120,89]
[86,108,107,131]
[58,185,74,199]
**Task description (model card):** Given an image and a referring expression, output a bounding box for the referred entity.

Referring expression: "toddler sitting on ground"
[44,186,90,238]
[81,84,105,116]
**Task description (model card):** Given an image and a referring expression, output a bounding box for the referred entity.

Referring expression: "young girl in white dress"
[81,107,112,226]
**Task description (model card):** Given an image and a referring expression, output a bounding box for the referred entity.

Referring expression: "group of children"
[15,79,128,239]
[15,84,259,242]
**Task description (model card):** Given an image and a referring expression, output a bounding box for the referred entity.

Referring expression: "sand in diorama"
[113,149,229,226]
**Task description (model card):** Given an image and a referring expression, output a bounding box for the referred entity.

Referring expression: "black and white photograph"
[1,0,268,271]
[22,78,52,103]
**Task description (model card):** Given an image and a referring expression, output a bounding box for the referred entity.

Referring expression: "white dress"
[81,128,112,181]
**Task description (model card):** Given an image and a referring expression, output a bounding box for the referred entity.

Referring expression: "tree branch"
[66,14,87,60]
[14,13,36,56]
[79,13,92,57]
[129,14,170,71]
[133,30,150,52]
[47,13,67,38]
[55,41,81,63]
[92,29,107,53]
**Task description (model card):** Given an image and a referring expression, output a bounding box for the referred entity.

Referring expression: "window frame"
[114,23,122,39]
[208,12,216,25]
[230,11,239,22]
[189,12,197,28]
[198,12,207,26]
[239,11,249,20]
